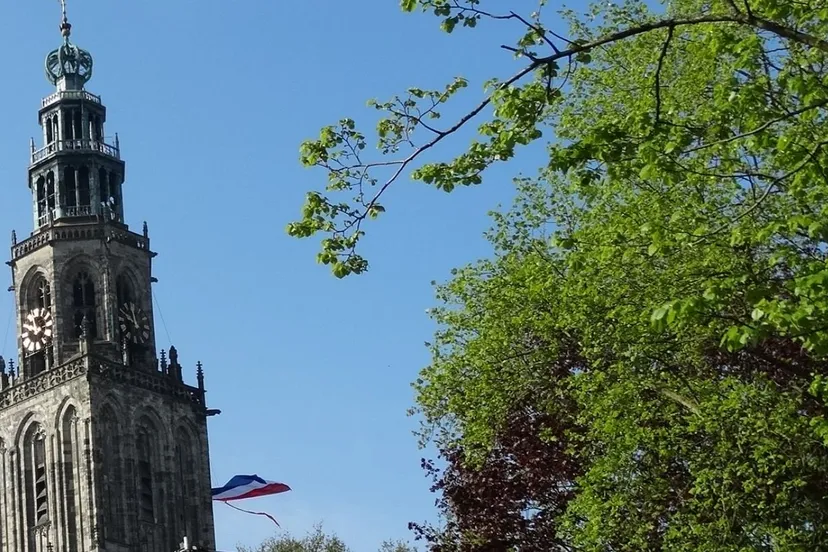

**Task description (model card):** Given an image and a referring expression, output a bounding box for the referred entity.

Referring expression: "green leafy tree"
[292,0,828,549]
[238,525,417,552]
[410,182,828,548]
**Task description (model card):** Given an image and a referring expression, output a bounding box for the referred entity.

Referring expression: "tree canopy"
[238,525,416,552]
[292,0,828,549]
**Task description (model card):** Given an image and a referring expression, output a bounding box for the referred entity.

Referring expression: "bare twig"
[508,10,560,54]
[501,44,539,62]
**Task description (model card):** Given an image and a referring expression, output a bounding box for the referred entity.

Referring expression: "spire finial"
[80,314,93,351]
[59,0,72,40]
[196,361,205,390]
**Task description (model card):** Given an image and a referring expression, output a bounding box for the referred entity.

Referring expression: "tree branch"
[360,62,537,214]
[684,98,828,154]
[307,10,828,268]
[532,14,828,70]
[691,139,828,244]
[653,25,675,129]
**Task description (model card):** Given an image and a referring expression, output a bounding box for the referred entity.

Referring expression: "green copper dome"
[44,8,92,88]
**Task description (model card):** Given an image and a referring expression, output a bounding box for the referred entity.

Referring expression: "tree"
[292,0,828,549]
[238,525,417,552]
[407,190,828,547]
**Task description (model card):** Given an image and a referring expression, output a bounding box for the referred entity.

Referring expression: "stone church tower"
[0,8,217,552]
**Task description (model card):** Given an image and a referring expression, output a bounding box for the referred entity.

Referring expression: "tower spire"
[45,0,92,90]
[59,0,71,40]
[4,10,217,552]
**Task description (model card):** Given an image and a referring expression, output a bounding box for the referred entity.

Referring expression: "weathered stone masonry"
[0,10,216,552]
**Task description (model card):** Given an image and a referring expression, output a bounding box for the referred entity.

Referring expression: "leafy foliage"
[238,525,417,552]
[409,178,828,548]
[294,0,828,549]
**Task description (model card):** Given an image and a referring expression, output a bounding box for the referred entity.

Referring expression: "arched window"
[64,167,77,208]
[46,119,53,143]
[73,110,82,141]
[62,109,72,140]
[32,278,51,311]
[98,167,109,208]
[136,428,155,522]
[23,424,49,538]
[46,171,56,212]
[72,271,96,338]
[108,171,121,221]
[109,172,120,203]
[36,177,46,219]
[91,115,102,141]
[116,275,133,307]
[78,167,90,207]
[61,408,80,552]
[175,427,200,539]
[100,406,124,541]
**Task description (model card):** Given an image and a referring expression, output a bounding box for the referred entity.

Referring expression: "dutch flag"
[211,474,291,501]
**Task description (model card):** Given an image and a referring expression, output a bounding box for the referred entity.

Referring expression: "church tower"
[0,6,216,552]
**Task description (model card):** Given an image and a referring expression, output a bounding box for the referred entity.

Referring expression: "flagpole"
[176,535,190,552]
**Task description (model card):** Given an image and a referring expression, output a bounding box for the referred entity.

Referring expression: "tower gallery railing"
[41,89,101,108]
[0,358,205,412]
[31,138,120,164]
[36,205,100,228]
[12,224,150,261]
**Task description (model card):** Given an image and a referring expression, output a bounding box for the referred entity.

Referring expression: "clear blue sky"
[0,1,564,550]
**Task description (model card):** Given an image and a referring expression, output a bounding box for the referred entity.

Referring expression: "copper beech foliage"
[409,338,828,551]
[410,408,580,552]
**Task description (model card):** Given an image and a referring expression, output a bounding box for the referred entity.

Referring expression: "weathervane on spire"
[58,0,71,40]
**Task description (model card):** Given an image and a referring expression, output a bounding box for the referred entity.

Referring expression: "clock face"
[118,302,151,345]
[22,308,53,353]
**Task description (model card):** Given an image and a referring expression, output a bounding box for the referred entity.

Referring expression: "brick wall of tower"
[0,356,216,552]
[0,363,93,552]
[88,374,215,552]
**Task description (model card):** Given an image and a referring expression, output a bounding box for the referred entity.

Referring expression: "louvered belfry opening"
[24,424,50,552]
[137,430,155,522]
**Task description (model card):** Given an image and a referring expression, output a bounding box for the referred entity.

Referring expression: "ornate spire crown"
[44,0,93,90]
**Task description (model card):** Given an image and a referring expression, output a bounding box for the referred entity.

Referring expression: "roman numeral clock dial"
[21,308,53,353]
[118,302,151,345]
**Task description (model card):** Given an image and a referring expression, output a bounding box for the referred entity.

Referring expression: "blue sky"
[0,1,569,550]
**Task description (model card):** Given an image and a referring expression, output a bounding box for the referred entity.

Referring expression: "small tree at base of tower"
[238,524,417,552]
